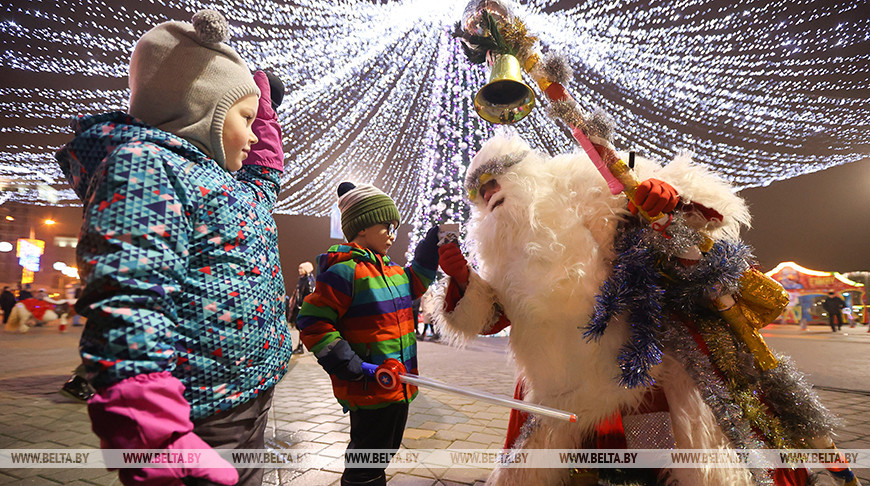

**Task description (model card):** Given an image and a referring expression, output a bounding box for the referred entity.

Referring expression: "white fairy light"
[0,0,867,256]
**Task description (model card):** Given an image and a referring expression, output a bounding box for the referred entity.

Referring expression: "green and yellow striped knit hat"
[337,182,401,241]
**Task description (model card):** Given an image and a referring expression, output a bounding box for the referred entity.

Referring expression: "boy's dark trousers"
[342,401,410,486]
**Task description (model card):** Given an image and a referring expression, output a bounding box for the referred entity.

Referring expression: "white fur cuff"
[429,270,501,345]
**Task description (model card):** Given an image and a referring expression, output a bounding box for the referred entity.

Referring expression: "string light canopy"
[1,0,868,251]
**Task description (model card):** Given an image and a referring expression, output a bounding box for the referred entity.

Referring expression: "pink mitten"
[118,431,236,486]
[244,70,284,171]
[88,372,238,486]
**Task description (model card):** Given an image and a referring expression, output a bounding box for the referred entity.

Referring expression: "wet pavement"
[1,322,869,485]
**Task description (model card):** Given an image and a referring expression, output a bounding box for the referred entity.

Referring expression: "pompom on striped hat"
[337,182,401,241]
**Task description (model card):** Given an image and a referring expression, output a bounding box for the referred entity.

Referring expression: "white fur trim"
[658,355,755,485]
[465,133,534,190]
[428,270,500,346]
[4,303,30,333]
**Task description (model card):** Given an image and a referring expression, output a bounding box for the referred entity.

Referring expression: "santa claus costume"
[429,133,851,486]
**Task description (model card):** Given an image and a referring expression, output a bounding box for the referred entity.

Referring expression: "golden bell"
[474,54,536,124]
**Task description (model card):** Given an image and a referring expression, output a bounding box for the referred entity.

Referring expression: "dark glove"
[628,178,679,216]
[413,226,440,270]
[316,339,364,381]
[438,242,470,288]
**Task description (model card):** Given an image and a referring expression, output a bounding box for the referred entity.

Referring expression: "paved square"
[1,325,868,485]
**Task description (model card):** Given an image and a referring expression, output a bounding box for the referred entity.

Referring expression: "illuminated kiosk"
[765,262,867,326]
[16,238,45,285]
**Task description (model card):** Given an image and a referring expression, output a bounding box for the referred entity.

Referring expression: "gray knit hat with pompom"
[128,9,259,169]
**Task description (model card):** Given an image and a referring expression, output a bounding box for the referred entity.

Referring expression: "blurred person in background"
[0,286,15,325]
[822,291,846,332]
[289,261,316,354]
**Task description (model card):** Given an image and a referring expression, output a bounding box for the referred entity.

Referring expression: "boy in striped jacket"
[298,182,440,486]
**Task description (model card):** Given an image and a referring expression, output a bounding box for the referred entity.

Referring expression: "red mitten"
[89,372,238,486]
[628,178,679,216]
[438,243,469,288]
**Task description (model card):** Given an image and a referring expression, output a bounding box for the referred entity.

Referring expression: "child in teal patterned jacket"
[55,10,290,486]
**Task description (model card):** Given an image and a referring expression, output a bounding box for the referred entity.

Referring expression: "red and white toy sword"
[362,359,577,423]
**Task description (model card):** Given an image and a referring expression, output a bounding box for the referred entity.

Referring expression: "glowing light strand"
[0,0,866,229]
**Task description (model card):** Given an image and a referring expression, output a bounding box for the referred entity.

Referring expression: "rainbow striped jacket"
[298,243,436,411]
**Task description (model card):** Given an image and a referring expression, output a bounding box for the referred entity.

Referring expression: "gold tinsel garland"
[500,17,537,65]
[695,317,792,450]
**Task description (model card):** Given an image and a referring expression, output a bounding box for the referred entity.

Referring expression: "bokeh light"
[1,0,867,258]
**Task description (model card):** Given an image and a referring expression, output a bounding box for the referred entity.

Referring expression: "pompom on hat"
[191,9,229,43]
[127,9,259,170]
[337,182,401,241]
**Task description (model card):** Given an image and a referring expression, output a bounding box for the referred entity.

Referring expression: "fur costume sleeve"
[426,270,504,345]
[629,153,750,240]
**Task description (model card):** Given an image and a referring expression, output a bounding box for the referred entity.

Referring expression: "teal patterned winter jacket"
[56,112,291,419]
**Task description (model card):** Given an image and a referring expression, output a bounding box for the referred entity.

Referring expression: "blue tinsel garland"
[585,219,754,388]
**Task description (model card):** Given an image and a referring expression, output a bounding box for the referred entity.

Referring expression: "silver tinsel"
[464,150,528,196]
[545,102,615,143]
[546,99,584,130]
[653,227,753,312]
[759,355,840,444]
[535,51,573,85]
[659,324,775,485]
[586,108,616,141]
[514,413,538,449]
[637,212,706,261]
